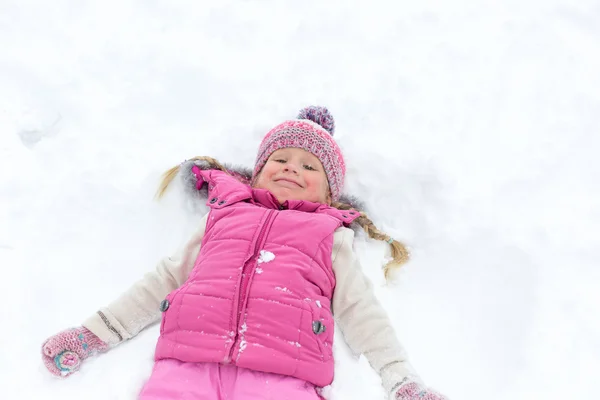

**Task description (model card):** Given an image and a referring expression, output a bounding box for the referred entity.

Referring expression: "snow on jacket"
[84,170,417,396]
[157,168,360,386]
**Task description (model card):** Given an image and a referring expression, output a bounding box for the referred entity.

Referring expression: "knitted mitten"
[42,327,108,377]
[395,378,448,400]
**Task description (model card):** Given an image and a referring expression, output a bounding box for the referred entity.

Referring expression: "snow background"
[1,0,599,398]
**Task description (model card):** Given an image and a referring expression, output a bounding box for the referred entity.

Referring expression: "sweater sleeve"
[331,227,421,398]
[82,213,209,346]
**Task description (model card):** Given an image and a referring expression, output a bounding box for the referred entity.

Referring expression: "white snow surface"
[1,1,599,399]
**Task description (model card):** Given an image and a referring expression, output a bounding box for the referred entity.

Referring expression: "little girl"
[41,106,448,400]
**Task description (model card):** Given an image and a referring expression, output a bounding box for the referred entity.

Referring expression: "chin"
[269,187,322,204]
[269,189,292,203]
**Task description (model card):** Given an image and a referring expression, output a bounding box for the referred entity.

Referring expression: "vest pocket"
[308,299,334,361]
[159,286,185,335]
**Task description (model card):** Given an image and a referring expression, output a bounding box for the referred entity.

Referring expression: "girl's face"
[253,148,331,205]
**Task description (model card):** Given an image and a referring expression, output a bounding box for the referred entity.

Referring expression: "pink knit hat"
[253,106,346,201]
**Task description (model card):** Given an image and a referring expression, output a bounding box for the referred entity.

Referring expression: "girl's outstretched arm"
[83,213,209,344]
[331,228,447,400]
[41,213,209,377]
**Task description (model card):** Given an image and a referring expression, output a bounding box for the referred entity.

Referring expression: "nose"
[283,161,299,174]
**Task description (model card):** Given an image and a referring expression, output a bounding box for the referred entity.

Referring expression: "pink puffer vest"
[154,169,359,387]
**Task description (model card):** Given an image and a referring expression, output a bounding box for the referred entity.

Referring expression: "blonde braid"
[155,156,229,199]
[333,201,410,279]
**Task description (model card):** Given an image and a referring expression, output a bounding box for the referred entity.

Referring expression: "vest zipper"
[228,208,277,361]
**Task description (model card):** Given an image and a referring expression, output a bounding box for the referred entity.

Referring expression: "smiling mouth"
[275,179,302,188]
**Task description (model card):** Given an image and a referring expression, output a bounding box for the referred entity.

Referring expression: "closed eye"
[274,159,286,163]
[303,164,317,171]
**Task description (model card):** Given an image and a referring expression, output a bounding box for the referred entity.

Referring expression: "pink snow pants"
[139,359,324,400]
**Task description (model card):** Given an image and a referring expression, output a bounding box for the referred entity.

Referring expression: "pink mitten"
[42,327,108,377]
[395,378,448,400]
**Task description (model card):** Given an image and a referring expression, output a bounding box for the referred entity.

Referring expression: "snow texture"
[1,1,599,399]
[257,250,275,264]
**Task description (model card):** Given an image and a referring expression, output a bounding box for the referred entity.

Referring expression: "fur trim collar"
[179,159,366,211]
[176,159,366,232]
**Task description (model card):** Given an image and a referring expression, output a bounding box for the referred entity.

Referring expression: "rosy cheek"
[307,182,321,197]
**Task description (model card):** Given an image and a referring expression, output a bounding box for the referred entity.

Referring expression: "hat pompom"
[297,106,335,135]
